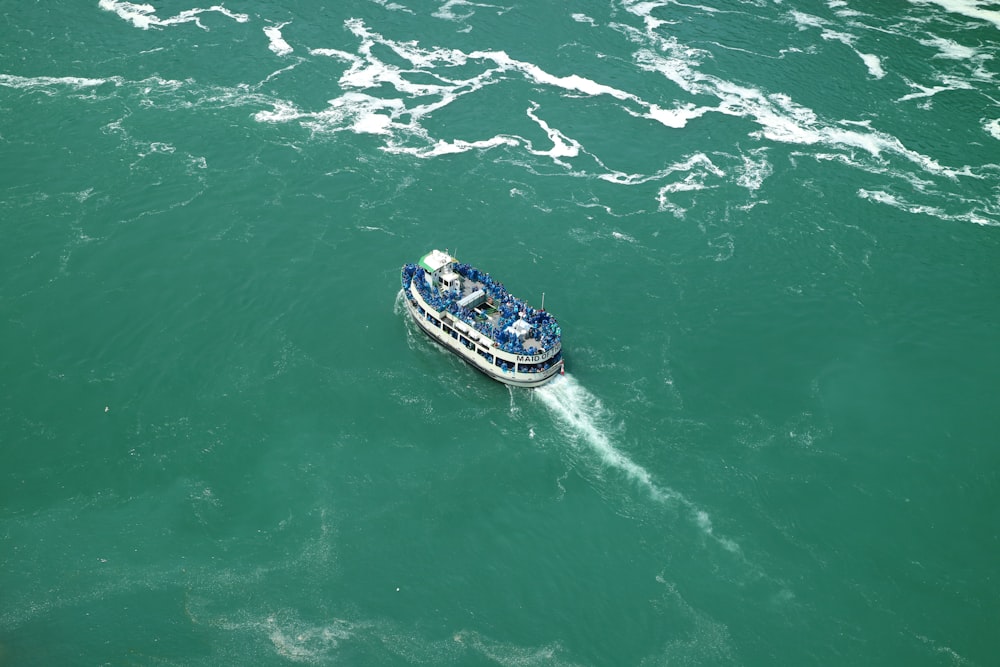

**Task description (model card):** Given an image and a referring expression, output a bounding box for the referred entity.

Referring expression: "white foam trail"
[599,152,723,186]
[858,189,999,226]
[534,375,739,552]
[897,82,957,103]
[644,102,712,128]
[0,74,116,89]
[485,51,634,101]
[98,0,249,30]
[535,375,670,502]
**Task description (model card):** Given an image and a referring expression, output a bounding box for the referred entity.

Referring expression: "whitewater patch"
[525,102,581,162]
[629,27,978,181]
[909,0,1000,30]
[736,148,773,192]
[599,152,724,187]
[985,118,1000,141]
[919,35,978,60]
[802,21,889,80]
[85,7,992,221]
[263,16,731,161]
[534,375,739,552]
[264,22,293,57]
[895,76,974,103]
[789,9,827,30]
[827,0,864,18]
[857,52,886,79]
[98,0,249,30]
[254,13,974,199]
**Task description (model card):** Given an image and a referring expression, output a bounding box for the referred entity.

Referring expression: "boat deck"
[401,250,563,387]
[458,276,546,352]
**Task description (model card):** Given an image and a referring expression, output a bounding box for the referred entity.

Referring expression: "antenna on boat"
[541,292,545,311]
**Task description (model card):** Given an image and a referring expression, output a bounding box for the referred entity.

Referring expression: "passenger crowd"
[402,262,562,357]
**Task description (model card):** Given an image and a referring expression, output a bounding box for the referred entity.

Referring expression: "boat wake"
[534,374,739,553]
[534,375,671,503]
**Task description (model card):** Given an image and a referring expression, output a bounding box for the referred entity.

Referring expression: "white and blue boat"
[401,250,564,388]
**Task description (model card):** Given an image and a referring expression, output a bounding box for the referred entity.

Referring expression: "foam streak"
[534,375,739,552]
[98,0,249,30]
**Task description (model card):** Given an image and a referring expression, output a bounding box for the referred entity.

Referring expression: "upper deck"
[402,252,561,358]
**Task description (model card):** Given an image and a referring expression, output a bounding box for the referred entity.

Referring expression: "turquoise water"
[3,1,999,664]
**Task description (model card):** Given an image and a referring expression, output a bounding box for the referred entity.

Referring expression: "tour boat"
[401,250,563,387]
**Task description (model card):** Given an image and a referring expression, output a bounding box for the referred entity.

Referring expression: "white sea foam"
[790,10,827,30]
[534,375,740,552]
[0,74,116,89]
[385,135,519,158]
[253,100,303,124]
[599,152,723,186]
[657,174,710,196]
[895,77,972,103]
[432,0,475,22]
[645,102,712,128]
[353,112,393,134]
[267,92,407,136]
[827,0,863,17]
[631,26,976,180]
[264,23,293,57]
[298,17,715,150]
[857,52,886,79]
[264,613,355,663]
[248,11,988,215]
[820,28,854,44]
[858,188,999,226]
[308,48,360,63]
[736,149,773,192]
[98,0,249,30]
[370,0,413,12]
[919,35,978,60]
[525,103,581,162]
[909,0,1000,30]
[815,25,886,79]
[985,119,1000,141]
